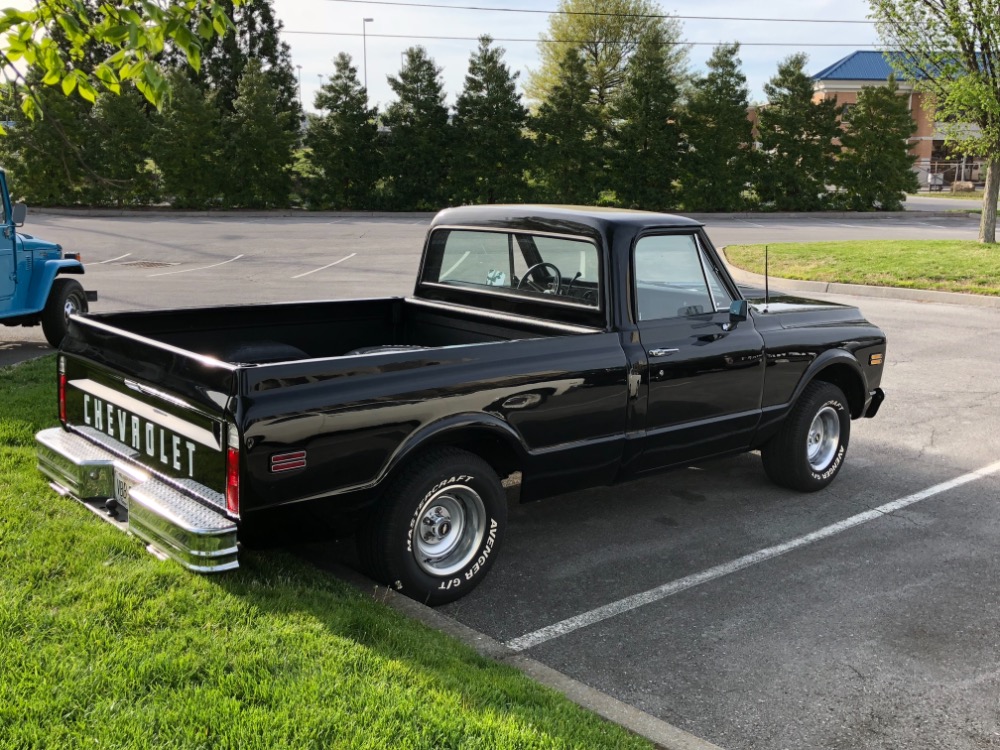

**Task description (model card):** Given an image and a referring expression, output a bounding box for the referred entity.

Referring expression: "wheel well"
[408,429,522,484]
[812,363,865,418]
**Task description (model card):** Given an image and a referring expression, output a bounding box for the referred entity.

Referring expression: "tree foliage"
[0,78,91,204]
[149,72,225,208]
[305,53,380,209]
[187,0,300,119]
[608,26,681,210]
[0,0,240,113]
[221,60,296,207]
[382,46,451,210]
[869,0,1000,242]
[835,78,919,211]
[532,48,605,204]
[681,43,754,212]
[756,54,841,211]
[84,85,157,206]
[525,0,687,122]
[451,36,530,205]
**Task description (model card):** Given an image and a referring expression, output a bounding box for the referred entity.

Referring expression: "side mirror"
[729,299,749,323]
[11,202,26,227]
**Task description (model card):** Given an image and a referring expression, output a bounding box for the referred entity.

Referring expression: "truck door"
[632,232,765,472]
[0,201,13,301]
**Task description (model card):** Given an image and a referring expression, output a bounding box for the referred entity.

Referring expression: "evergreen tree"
[681,43,755,212]
[0,80,92,205]
[608,26,682,210]
[149,73,225,208]
[187,0,302,121]
[305,53,380,209]
[834,79,919,211]
[84,86,157,206]
[382,46,451,210]
[451,36,530,204]
[756,54,841,211]
[222,60,296,207]
[531,48,604,204]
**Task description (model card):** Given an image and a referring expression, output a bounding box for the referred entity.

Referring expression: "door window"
[634,234,732,321]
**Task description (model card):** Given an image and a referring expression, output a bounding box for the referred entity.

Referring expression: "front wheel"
[41,278,88,348]
[761,381,851,492]
[359,448,506,605]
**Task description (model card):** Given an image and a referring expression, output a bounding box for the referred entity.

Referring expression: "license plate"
[114,471,133,507]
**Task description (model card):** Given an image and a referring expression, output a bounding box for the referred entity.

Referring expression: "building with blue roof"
[811,51,983,187]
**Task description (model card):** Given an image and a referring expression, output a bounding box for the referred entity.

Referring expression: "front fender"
[792,349,869,418]
[25,260,85,312]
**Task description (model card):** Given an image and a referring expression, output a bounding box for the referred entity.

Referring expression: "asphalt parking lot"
[5,211,1000,749]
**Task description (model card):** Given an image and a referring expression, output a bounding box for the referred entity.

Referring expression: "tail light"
[58,356,67,423]
[225,425,240,516]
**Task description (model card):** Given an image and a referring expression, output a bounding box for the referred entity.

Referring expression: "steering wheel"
[517,262,563,295]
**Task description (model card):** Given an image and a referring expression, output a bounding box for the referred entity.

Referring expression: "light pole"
[296,64,302,105]
[362,17,373,92]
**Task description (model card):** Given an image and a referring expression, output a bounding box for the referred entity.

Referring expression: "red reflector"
[270,451,307,473]
[58,373,67,423]
[225,447,240,515]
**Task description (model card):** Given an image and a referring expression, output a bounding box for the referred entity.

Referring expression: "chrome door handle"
[647,348,679,358]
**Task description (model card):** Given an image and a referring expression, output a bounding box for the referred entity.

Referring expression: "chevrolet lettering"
[36,205,886,604]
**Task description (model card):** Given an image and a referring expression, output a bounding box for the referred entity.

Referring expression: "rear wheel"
[761,381,851,492]
[359,448,506,605]
[41,278,88,348]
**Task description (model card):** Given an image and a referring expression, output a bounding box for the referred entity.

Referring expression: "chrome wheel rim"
[63,295,80,321]
[414,484,486,577]
[807,406,840,471]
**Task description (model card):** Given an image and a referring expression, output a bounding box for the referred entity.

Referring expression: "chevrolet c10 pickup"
[35,205,886,604]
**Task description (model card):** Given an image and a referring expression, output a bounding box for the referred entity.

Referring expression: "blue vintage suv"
[0,168,97,346]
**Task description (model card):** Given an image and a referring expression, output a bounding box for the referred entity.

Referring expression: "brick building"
[811,50,984,189]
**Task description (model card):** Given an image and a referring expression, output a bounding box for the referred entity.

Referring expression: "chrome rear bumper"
[36,427,238,572]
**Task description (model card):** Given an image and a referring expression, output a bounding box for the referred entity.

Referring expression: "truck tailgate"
[36,316,241,571]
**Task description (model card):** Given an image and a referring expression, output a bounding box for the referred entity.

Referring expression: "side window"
[701,248,734,311]
[634,234,714,321]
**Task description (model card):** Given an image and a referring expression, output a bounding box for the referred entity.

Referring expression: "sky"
[270,0,882,113]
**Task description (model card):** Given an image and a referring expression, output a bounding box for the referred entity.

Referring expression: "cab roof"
[430,204,703,239]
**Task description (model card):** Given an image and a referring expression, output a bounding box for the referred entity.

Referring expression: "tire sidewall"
[42,280,87,347]
[387,461,505,604]
[804,394,849,486]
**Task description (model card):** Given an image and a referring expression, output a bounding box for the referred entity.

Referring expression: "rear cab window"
[419,227,605,327]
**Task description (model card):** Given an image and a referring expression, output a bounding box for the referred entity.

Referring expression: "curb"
[33,207,437,219]
[31,207,977,221]
[720,247,1000,310]
[322,560,724,750]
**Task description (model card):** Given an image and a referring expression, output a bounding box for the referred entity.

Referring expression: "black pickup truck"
[36,206,886,603]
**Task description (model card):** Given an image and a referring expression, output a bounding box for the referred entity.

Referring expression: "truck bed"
[86,297,587,365]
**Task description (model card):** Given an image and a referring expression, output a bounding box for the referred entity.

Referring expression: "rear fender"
[382,413,527,488]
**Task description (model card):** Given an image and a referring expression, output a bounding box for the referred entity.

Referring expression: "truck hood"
[738,286,867,328]
[17,232,62,255]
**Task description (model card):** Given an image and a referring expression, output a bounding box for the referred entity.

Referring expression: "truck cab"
[0,168,97,346]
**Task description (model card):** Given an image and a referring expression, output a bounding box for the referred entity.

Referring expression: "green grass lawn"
[908,191,988,201]
[0,357,650,750]
[725,240,1000,296]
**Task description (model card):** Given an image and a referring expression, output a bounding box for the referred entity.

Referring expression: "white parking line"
[504,459,1000,653]
[148,254,244,277]
[99,253,131,264]
[291,253,356,279]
